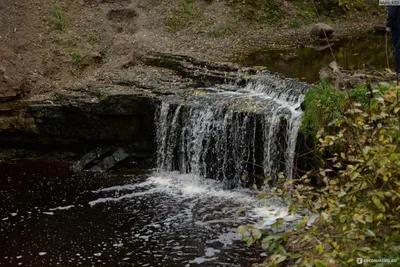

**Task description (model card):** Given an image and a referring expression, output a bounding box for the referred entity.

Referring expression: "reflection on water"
[240,33,394,82]
[0,160,296,266]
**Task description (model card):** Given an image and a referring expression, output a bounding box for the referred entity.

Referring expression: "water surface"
[240,33,394,82]
[0,160,294,266]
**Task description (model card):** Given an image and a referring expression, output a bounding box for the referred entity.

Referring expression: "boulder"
[72,148,129,172]
[0,46,28,101]
[311,23,334,38]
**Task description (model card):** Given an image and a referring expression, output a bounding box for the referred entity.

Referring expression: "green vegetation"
[210,25,236,37]
[49,7,66,30]
[164,0,384,33]
[301,79,390,141]
[289,1,317,28]
[241,81,400,266]
[71,51,82,65]
[228,0,284,25]
[87,30,100,44]
[165,0,204,33]
[315,0,384,15]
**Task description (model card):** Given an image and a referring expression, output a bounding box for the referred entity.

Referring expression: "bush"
[241,83,400,266]
[301,80,389,142]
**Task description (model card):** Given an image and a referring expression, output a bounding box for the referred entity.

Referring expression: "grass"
[165,0,204,32]
[71,51,82,65]
[289,1,317,28]
[210,25,236,37]
[87,30,100,44]
[228,0,284,25]
[49,7,66,30]
[301,78,392,140]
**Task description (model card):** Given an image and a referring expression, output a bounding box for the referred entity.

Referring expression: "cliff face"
[0,91,157,149]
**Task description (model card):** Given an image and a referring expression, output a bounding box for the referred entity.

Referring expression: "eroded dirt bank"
[0,0,386,99]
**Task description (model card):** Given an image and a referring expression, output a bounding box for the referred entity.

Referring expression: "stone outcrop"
[311,23,334,38]
[72,147,130,172]
[0,91,157,151]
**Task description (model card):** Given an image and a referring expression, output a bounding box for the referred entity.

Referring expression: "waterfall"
[156,72,310,186]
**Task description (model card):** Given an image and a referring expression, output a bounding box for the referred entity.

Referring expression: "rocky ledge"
[0,53,311,171]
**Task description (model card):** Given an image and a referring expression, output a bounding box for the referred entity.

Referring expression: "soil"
[0,0,387,99]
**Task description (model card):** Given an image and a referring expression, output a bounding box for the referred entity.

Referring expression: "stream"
[240,33,394,82]
[0,70,308,266]
[2,33,382,267]
[0,160,298,266]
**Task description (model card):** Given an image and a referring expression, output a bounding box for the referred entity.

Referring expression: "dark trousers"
[392,28,400,73]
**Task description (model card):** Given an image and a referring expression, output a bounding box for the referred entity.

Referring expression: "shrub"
[301,80,390,142]
[241,83,400,266]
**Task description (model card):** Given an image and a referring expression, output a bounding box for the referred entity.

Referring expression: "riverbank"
[0,0,386,100]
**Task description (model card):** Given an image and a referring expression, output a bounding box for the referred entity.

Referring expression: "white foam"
[204,247,220,257]
[189,257,218,264]
[49,205,75,211]
[92,181,153,193]
[88,188,159,206]
[88,172,299,232]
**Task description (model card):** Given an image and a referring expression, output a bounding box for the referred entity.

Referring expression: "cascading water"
[0,72,311,267]
[156,72,310,185]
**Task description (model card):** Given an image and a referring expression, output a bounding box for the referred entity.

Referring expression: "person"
[386,6,400,74]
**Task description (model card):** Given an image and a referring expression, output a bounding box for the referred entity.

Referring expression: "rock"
[71,148,112,172]
[0,46,28,100]
[311,23,334,38]
[328,61,341,73]
[72,148,129,172]
[112,148,129,162]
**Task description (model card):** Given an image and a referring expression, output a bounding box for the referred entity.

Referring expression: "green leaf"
[246,236,254,247]
[321,212,329,221]
[271,254,287,264]
[372,196,386,212]
[237,225,246,236]
[262,235,281,243]
[289,253,302,259]
[365,229,376,237]
[251,228,262,240]
[316,243,324,255]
